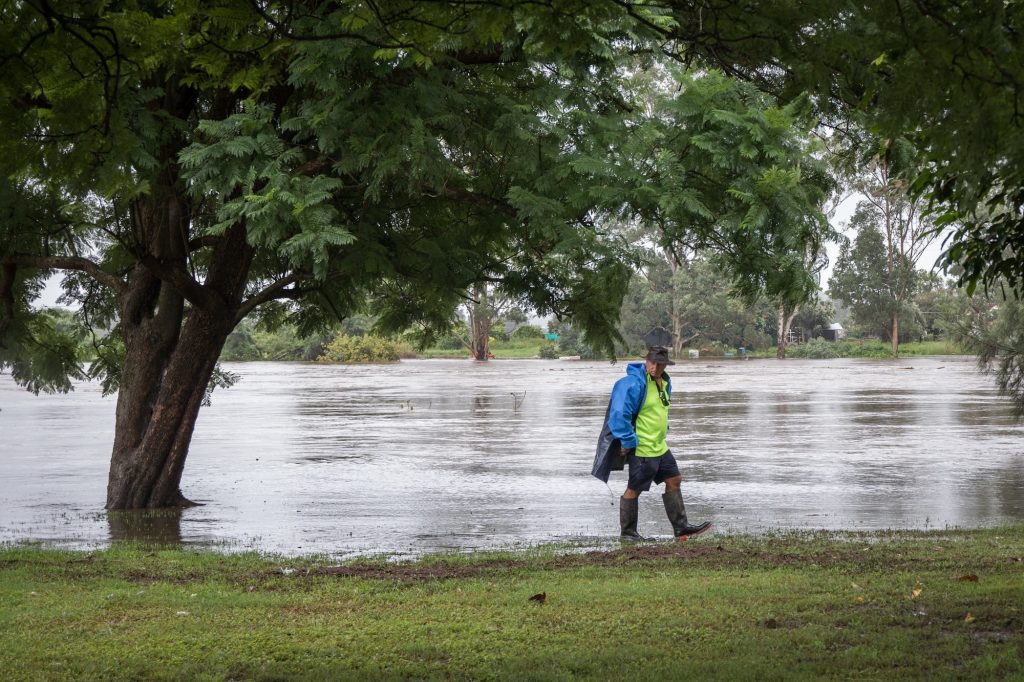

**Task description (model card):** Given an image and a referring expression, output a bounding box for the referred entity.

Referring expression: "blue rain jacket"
[591,363,672,483]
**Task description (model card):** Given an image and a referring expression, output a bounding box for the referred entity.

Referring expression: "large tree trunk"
[106,315,228,508]
[106,217,254,509]
[667,253,683,359]
[469,282,490,361]
[891,311,900,357]
[671,305,684,359]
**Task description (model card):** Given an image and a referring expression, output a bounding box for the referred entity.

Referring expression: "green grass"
[897,340,969,356]
[3,527,1023,680]
[417,339,550,359]
[749,339,970,359]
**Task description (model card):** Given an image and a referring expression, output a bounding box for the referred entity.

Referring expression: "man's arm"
[607,378,639,452]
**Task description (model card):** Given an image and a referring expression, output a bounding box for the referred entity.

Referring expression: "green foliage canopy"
[697,1,1024,296]
[0,0,680,392]
[588,68,835,307]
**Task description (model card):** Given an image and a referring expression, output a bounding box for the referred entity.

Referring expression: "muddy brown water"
[2,356,1023,558]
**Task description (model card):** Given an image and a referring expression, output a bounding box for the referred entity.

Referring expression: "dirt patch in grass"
[307,533,1024,582]
[312,542,763,581]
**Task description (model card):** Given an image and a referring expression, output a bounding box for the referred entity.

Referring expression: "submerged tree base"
[3,526,1023,680]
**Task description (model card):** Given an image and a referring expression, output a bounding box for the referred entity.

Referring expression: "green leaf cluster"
[318,334,403,364]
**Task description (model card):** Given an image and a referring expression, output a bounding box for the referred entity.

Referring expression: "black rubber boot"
[619,496,647,541]
[662,489,711,540]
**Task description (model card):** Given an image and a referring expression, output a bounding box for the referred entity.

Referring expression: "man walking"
[593,332,711,541]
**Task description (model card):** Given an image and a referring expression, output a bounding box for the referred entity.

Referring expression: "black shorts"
[626,450,681,492]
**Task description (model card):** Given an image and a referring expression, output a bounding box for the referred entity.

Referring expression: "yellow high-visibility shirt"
[634,374,669,457]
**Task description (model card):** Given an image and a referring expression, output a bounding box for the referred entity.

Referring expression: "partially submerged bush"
[318,334,402,363]
[787,337,841,359]
[538,345,559,359]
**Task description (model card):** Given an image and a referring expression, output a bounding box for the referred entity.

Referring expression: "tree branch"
[235,274,304,323]
[187,235,221,252]
[0,262,16,340]
[5,253,126,295]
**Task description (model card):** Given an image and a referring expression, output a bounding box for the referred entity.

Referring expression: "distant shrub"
[556,335,602,359]
[318,334,401,363]
[395,340,418,359]
[787,337,841,359]
[435,334,465,350]
[512,324,545,340]
[843,340,897,358]
[538,345,559,359]
[697,341,730,357]
[221,329,261,361]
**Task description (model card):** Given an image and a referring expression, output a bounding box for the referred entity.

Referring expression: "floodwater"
[2,356,1023,558]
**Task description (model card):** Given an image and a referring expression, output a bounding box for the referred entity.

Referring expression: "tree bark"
[469,282,490,361]
[671,308,684,358]
[106,310,229,508]
[891,311,900,357]
[776,303,800,359]
[105,219,254,509]
[666,251,684,359]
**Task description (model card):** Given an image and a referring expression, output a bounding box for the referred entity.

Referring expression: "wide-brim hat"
[642,346,675,365]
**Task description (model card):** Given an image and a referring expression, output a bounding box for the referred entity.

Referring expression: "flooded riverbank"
[2,356,1022,557]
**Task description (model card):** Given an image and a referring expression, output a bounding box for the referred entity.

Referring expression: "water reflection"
[1,356,1023,557]
[108,510,183,548]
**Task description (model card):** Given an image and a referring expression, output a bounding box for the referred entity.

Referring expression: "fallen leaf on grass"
[957,574,979,582]
[912,588,923,598]
[528,592,546,604]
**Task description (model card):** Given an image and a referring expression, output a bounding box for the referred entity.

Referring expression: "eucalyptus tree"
[668,256,766,351]
[832,136,940,354]
[829,215,919,346]
[461,283,525,361]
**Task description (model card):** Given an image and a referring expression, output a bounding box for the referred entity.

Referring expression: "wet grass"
[2,526,1023,680]
[416,339,548,359]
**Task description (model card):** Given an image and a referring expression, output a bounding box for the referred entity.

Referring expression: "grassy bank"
[748,339,970,359]
[417,339,549,359]
[417,339,970,361]
[3,527,1023,681]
